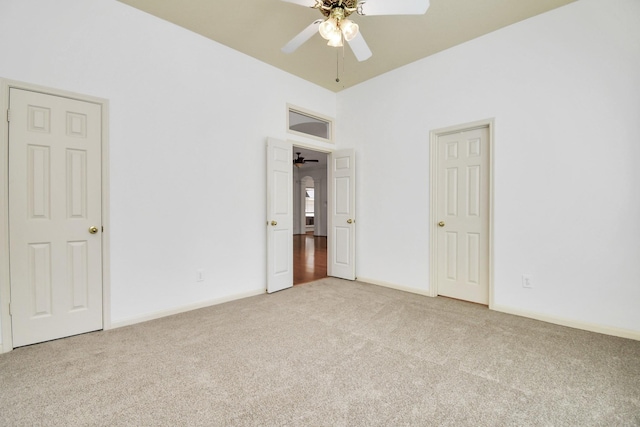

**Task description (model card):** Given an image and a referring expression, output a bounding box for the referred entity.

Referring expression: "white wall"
[0,0,336,344]
[337,0,640,334]
[1,0,638,347]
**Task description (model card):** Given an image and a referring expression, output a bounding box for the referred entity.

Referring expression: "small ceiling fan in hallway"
[281,0,431,61]
[293,152,320,168]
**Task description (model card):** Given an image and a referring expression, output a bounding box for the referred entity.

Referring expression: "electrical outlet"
[522,274,533,288]
[196,269,205,282]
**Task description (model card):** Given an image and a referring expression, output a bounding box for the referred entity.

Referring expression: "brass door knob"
[89,226,99,234]
[347,219,353,224]
[271,221,277,226]
[438,221,445,227]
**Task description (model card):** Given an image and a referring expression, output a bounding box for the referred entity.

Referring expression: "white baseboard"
[357,277,432,297]
[110,288,265,329]
[492,304,640,341]
[358,277,639,342]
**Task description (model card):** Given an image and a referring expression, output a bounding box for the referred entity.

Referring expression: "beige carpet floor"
[1,278,639,426]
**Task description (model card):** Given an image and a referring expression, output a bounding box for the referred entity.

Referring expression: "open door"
[328,149,356,280]
[266,138,293,293]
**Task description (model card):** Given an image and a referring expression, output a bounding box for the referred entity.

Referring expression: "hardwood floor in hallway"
[294,233,327,285]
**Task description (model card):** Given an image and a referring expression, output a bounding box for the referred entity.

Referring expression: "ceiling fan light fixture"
[327,33,343,47]
[341,19,359,41]
[318,18,338,40]
[284,0,431,62]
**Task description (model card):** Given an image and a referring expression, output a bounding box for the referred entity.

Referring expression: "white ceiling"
[116,0,577,92]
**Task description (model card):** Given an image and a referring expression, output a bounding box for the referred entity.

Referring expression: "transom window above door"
[287,105,334,143]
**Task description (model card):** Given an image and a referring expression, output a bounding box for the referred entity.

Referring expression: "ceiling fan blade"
[281,20,323,54]
[305,160,320,162]
[281,0,317,6]
[358,0,430,16]
[347,32,372,62]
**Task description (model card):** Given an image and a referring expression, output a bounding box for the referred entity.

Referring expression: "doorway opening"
[266,139,355,292]
[293,147,328,285]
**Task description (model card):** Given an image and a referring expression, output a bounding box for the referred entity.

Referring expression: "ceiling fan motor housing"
[294,152,320,166]
[318,0,359,18]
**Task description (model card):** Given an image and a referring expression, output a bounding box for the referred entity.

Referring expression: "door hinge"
[6,109,11,122]
[8,303,11,316]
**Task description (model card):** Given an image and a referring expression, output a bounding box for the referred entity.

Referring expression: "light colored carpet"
[1,278,639,426]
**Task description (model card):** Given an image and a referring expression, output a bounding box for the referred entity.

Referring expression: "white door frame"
[0,79,111,353]
[428,119,494,308]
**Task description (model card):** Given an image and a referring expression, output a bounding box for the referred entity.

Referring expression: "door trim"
[428,119,494,308]
[0,79,111,353]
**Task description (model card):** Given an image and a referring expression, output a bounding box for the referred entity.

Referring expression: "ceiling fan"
[293,152,320,167]
[281,0,431,62]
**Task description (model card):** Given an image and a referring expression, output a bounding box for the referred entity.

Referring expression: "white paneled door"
[9,88,103,347]
[266,138,293,293]
[328,149,356,280]
[436,127,489,304]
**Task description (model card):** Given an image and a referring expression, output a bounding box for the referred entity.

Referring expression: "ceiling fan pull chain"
[336,48,340,83]
[342,40,345,75]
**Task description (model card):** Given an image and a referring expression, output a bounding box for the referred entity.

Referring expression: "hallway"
[293,233,327,285]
